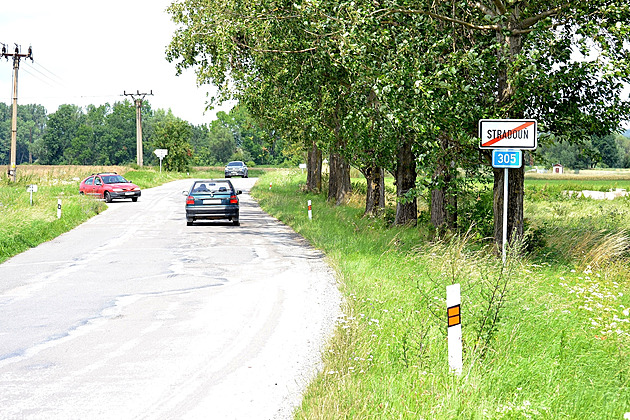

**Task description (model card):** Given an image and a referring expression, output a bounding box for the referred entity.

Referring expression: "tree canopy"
[166,0,630,245]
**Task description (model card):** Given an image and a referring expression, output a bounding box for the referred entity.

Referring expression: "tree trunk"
[394,136,417,225]
[430,133,457,231]
[328,152,351,205]
[364,166,385,217]
[431,175,457,230]
[306,140,322,193]
[493,166,525,251]
[493,25,525,248]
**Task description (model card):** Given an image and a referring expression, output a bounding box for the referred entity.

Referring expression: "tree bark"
[306,140,322,193]
[363,166,385,216]
[493,22,525,248]
[430,133,457,230]
[328,152,351,205]
[493,165,525,251]
[394,136,417,225]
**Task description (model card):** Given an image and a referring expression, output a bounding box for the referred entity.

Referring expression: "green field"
[251,170,630,419]
[1,166,629,418]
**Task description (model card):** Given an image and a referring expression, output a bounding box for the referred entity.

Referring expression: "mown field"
[1,166,629,418]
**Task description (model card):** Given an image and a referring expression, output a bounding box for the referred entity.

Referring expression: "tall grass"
[252,170,630,419]
[0,183,107,263]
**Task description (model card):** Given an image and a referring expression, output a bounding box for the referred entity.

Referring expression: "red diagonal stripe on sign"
[482,121,535,147]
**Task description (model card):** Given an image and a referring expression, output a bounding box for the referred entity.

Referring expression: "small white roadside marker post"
[57,198,62,219]
[27,184,37,206]
[307,200,312,220]
[447,283,462,375]
[269,182,272,190]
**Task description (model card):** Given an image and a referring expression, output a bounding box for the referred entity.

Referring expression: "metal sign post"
[154,149,168,173]
[26,184,37,205]
[492,149,522,263]
[503,168,509,264]
[479,119,536,264]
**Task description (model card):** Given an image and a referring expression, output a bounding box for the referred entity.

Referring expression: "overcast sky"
[0,0,233,125]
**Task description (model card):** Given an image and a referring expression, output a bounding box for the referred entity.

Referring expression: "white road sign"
[154,149,168,158]
[479,119,537,150]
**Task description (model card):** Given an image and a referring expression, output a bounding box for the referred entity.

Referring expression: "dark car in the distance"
[184,179,242,226]
[79,173,141,203]
[224,161,248,178]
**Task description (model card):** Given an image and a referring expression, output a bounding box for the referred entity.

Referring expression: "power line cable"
[20,65,57,88]
[32,61,63,83]
[23,61,64,87]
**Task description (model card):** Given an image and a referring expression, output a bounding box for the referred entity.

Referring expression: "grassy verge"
[251,170,630,419]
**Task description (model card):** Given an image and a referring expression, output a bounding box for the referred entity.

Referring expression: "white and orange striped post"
[447,283,462,375]
[307,200,312,220]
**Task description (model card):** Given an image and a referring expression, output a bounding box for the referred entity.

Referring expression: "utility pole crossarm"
[122,90,154,167]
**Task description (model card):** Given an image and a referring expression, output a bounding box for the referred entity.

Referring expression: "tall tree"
[150,117,194,172]
[384,0,630,246]
[40,104,84,164]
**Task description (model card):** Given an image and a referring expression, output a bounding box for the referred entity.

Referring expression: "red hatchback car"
[79,172,141,203]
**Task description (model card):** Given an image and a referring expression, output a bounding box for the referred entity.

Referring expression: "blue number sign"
[492,149,522,168]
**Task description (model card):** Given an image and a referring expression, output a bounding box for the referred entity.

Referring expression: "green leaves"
[150,116,194,172]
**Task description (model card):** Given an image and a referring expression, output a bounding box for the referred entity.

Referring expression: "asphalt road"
[0,178,341,419]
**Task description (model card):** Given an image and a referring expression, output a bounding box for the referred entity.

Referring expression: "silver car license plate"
[203,199,221,204]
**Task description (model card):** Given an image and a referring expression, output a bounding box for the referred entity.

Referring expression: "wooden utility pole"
[123,90,153,167]
[1,44,33,182]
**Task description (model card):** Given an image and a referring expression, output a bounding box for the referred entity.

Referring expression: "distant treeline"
[0,101,292,168]
[1,101,628,171]
[537,131,630,170]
